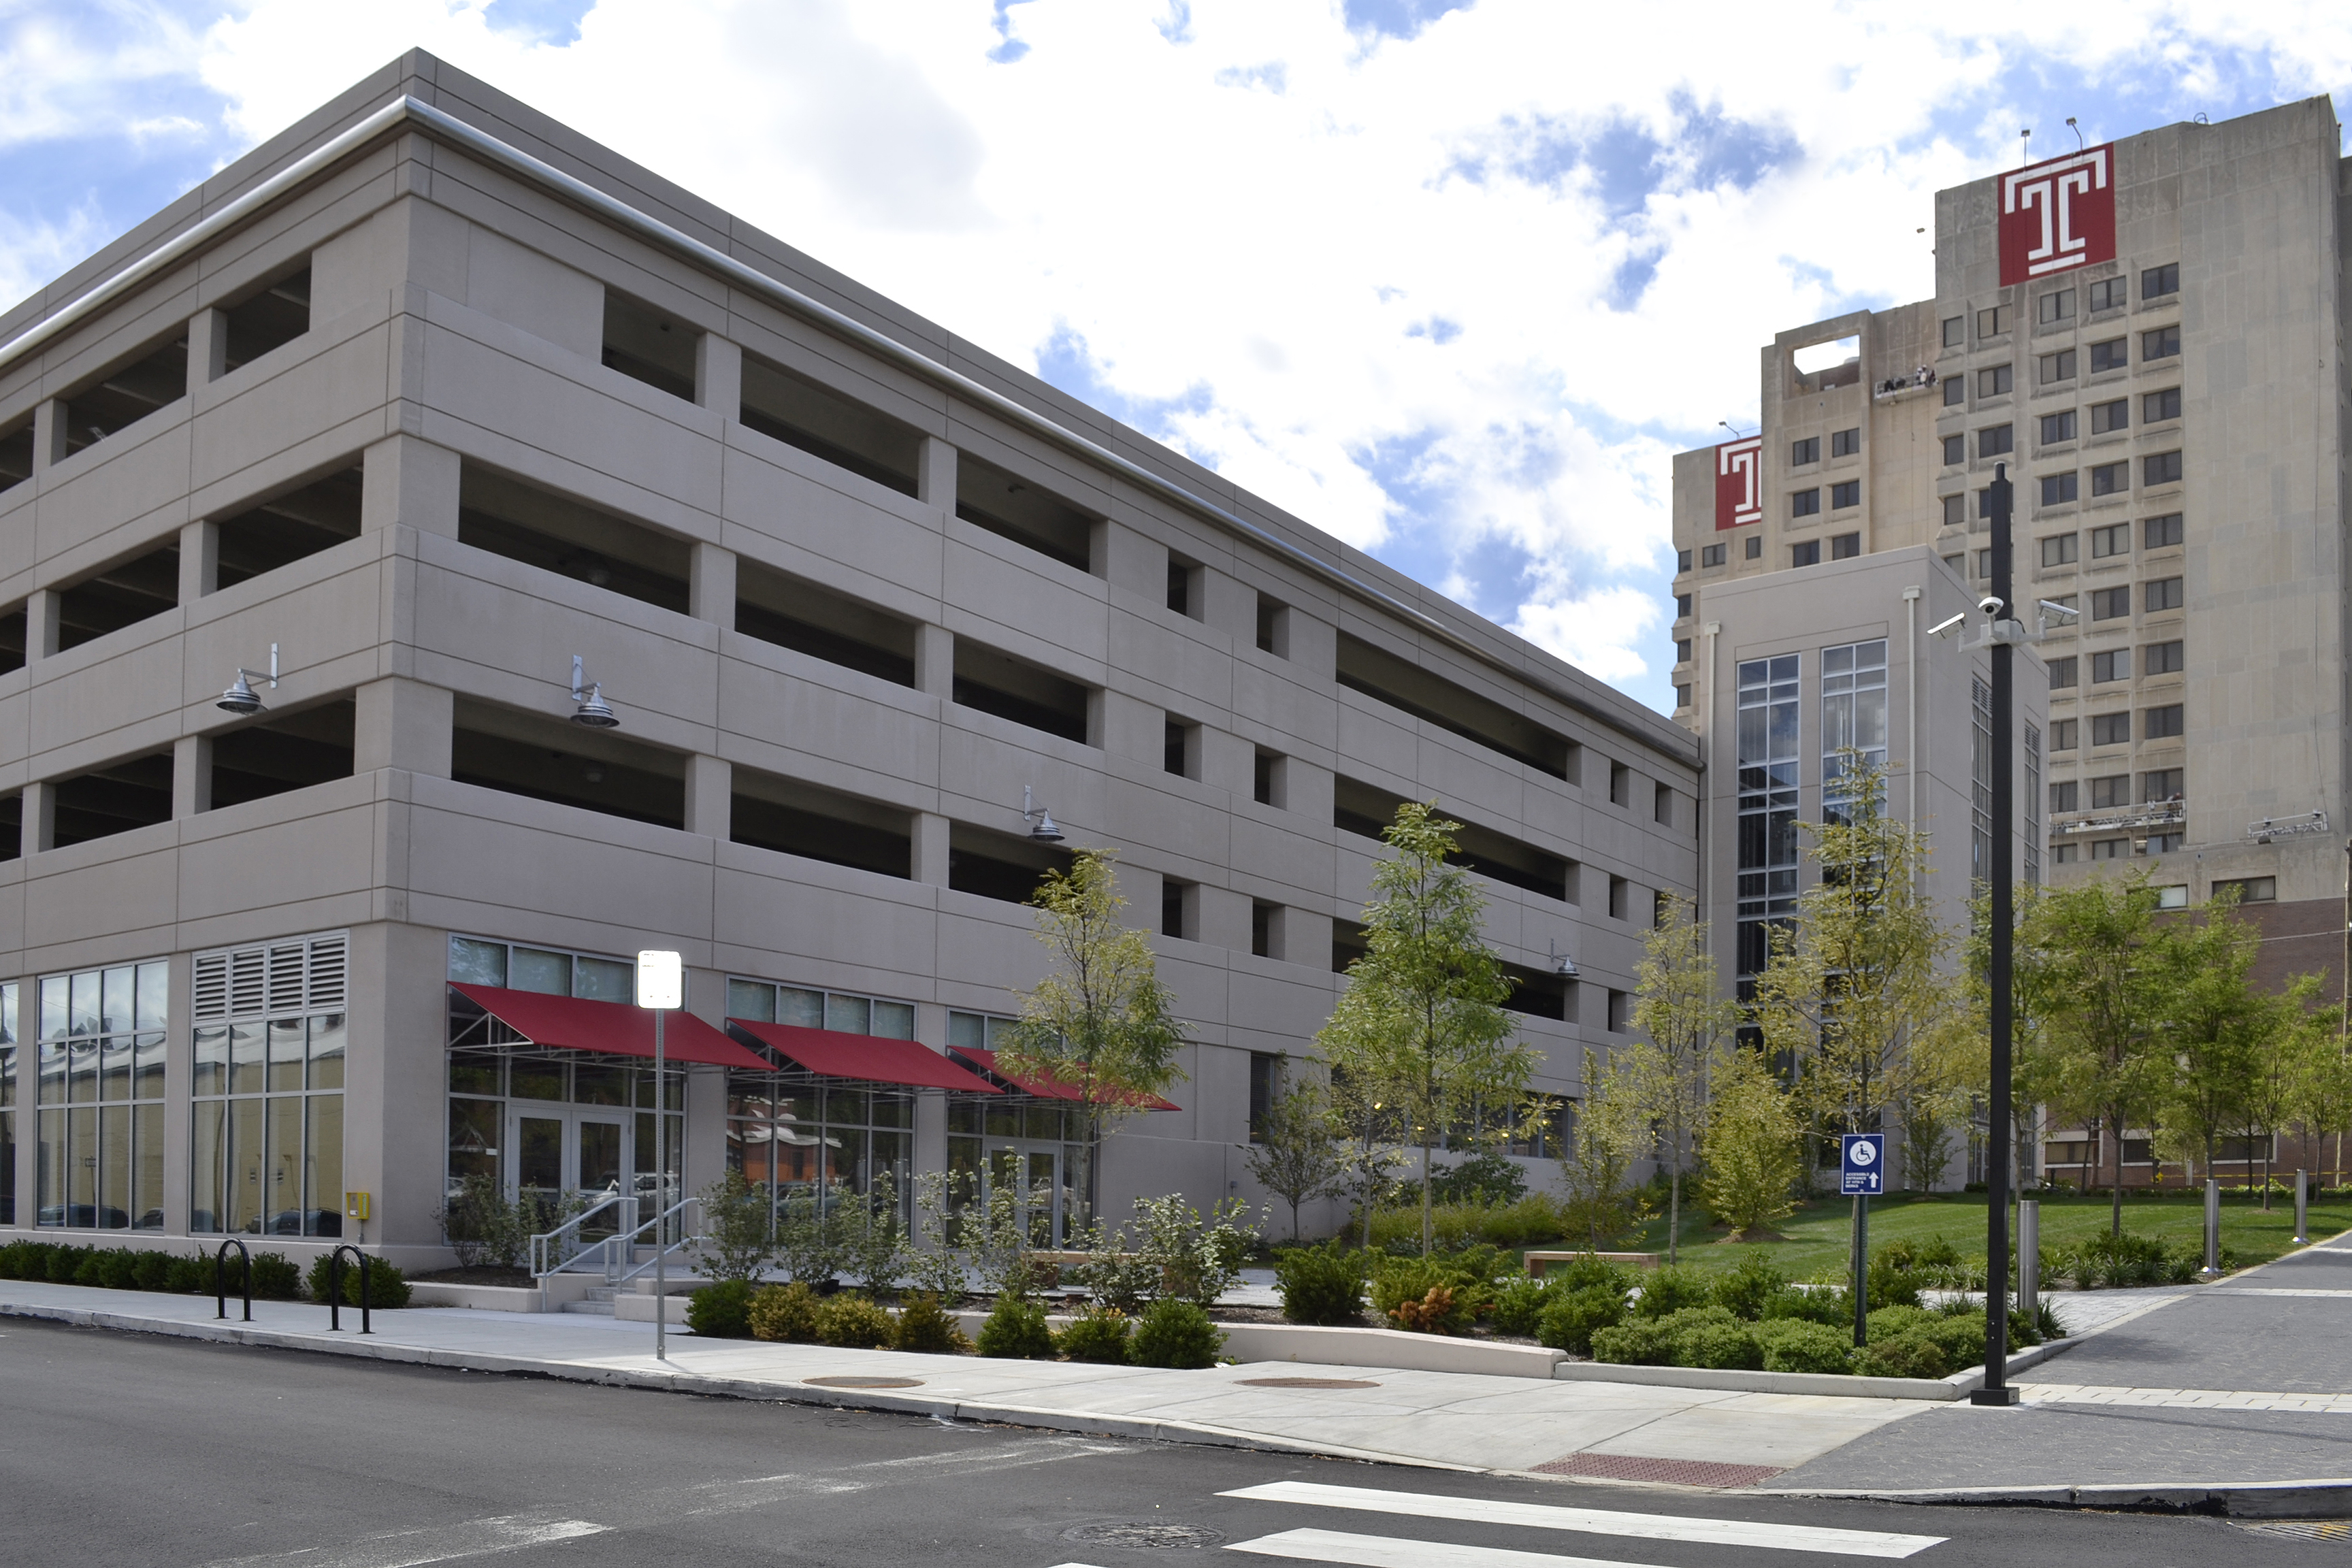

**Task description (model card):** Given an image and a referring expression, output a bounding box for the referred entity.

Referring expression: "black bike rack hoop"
[326,1245,374,1335]
[214,1239,252,1323]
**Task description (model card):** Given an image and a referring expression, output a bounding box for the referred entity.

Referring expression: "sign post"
[1841,1132,1884,1348]
[636,950,683,1362]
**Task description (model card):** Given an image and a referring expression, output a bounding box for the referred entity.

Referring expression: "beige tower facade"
[1673,97,2349,1001]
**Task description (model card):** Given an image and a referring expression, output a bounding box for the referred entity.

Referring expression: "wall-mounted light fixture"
[218,644,279,715]
[1549,938,1578,979]
[1022,784,1064,843]
[570,655,619,728]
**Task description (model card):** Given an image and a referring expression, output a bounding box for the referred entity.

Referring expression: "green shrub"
[131,1252,174,1292]
[1588,1317,1678,1365]
[1541,1256,1632,1295]
[304,1254,412,1308]
[1365,1198,1563,1254]
[687,1279,757,1339]
[1865,1304,1932,1341]
[1912,1311,1990,1371]
[891,1292,970,1355]
[1535,1285,1625,1354]
[1756,1318,1855,1374]
[1676,1316,1763,1371]
[747,1281,821,1342]
[1852,1333,1950,1379]
[1489,1277,1549,1337]
[49,1246,91,1284]
[248,1253,304,1301]
[1129,1298,1223,1369]
[1370,1255,1491,1333]
[815,1293,898,1350]
[168,1255,215,1295]
[1712,1254,1790,1321]
[74,1253,109,1288]
[976,1296,1057,1359]
[1273,1243,1368,1326]
[1630,1264,1712,1319]
[1759,1285,1850,1328]
[1055,1305,1135,1364]
[1422,1149,1531,1205]
[97,1250,142,1290]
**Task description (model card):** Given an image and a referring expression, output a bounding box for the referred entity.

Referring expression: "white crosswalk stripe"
[1228,1527,1713,1567]
[1217,1480,1945,1559]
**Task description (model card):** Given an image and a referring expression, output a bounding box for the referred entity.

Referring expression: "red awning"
[728,1020,1001,1094]
[949,1046,1180,1111]
[450,983,773,1071]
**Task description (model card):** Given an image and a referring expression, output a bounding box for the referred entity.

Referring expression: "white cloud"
[7,0,2347,704]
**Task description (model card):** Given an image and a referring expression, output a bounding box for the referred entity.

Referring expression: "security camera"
[1979,593,2005,615]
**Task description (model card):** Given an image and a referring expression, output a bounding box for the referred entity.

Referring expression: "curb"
[1758,1478,2352,1519]
[0,1301,1480,1474]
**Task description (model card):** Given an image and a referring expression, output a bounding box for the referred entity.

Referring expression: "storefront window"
[0,982,16,1225]
[38,962,166,1230]
[191,934,346,1236]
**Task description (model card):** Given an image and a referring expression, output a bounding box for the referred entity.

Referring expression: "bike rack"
[214,1239,252,1322]
[326,1244,374,1334]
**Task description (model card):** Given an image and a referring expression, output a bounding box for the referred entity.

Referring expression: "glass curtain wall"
[945,1009,1091,1245]
[1820,640,1888,821]
[0,983,16,1224]
[38,962,166,1229]
[1735,655,1800,979]
[1971,678,1994,888]
[723,977,917,1227]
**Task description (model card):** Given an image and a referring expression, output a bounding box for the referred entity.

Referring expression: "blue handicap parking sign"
[1841,1133,1884,1196]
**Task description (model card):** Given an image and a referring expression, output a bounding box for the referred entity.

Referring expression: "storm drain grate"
[1237,1377,1382,1390]
[1534,1453,1786,1489]
[2233,1520,2352,1541]
[1063,1522,1226,1549]
[803,1375,924,1390]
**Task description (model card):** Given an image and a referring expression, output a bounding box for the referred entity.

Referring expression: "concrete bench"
[1524,1250,1660,1277]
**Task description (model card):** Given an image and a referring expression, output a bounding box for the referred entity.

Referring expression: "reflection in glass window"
[39,960,168,1230]
[0,983,16,1225]
[1735,655,1801,976]
[191,935,344,1238]
[725,977,915,1040]
[1821,640,1889,823]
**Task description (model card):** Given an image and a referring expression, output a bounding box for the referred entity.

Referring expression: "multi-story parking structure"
[0,52,1697,1270]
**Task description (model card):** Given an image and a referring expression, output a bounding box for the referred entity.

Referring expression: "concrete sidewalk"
[1769,1232,2352,1507]
[0,1277,1925,1486]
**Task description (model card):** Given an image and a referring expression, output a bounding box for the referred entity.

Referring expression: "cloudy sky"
[5,1,2349,712]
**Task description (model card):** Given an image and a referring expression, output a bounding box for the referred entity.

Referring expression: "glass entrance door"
[988,1144,1062,1247]
[508,1105,633,1235]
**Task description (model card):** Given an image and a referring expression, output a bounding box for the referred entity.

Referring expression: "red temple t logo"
[1999,145,2114,285]
[1715,436,1763,530]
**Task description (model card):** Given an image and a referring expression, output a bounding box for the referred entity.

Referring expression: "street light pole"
[1973,463,2021,1407]
[636,950,684,1365]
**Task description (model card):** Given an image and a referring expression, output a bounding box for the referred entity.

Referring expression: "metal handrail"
[527,1194,636,1278]
[214,1239,251,1322]
[610,1196,702,1286]
[326,1244,374,1335]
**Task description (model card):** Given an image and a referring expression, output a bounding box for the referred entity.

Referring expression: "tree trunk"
[1667,1164,1681,1265]
[1420,1137,1434,1257]
[2107,1119,2123,1239]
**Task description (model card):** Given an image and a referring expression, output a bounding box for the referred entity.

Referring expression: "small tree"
[1559,1047,1651,1251]
[1699,1048,1803,1241]
[1318,801,1535,1256]
[1326,1061,1408,1248]
[697,1171,775,1285]
[1241,1066,1347,1241]
[2296,1025,2352,1190]
[995,850,1190,1226]
[2244,977,2326,1206]
[1631,895,1736,1262]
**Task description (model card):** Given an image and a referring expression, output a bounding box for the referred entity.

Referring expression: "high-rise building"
[1674,97,2345,1001]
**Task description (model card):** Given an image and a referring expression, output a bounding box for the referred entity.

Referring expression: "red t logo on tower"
[1999,144,2115,285]
[1714,436,1763,530]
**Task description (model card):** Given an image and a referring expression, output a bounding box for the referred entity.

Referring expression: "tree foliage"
[1241,1066,1348,1241]
[1317,802,1535,1255]
[1559,1047,1652,1250]
[1699,1048,1804,1240]
[1630,894,1736,1261]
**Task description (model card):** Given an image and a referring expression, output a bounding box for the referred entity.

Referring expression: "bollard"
[2203,1177,2222,1277]
[2017,1198,2040,1328]
[2295,1169,2310,1245]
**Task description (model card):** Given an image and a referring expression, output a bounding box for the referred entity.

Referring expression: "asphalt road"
[0,1319,2332,1568]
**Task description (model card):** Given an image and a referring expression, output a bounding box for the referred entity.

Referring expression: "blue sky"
[4,1,2347,713]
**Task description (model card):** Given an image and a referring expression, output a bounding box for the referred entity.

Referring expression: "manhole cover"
[1237,1377,1382,1389]
[804,1375,924,1390]
[1062,1522,1225,1549]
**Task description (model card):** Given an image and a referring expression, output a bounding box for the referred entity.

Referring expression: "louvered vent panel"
[307,936,348,1011]
[193,954,230,1022]
[193,931,353,1020]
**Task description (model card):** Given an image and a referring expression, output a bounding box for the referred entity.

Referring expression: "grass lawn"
[1594,1188,2352,1281]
